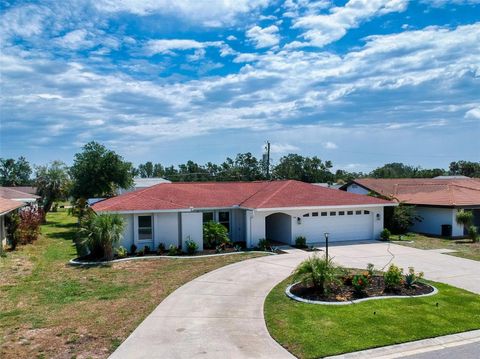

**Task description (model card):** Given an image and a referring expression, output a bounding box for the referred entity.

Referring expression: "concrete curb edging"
[69,250,275,266]
[285,282,438,305]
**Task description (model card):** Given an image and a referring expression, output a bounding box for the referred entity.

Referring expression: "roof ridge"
[237,181,275,207]
[244,180,295,208]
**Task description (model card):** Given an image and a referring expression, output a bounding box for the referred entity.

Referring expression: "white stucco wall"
[154,212,180,248]
[410,207,463,236]
[181,212,203,252]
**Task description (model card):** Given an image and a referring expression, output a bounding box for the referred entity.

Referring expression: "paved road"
[110,242,480,358]
[403,342,480,359]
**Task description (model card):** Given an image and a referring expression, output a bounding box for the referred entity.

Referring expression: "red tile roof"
[0,197,24,215]
[92,180,392,212]
[351,178,480,206]
[0,187,40,200]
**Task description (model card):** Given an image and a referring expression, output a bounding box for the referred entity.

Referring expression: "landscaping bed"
[290,274,434,302]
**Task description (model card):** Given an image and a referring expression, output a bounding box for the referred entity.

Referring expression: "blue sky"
[1,0,479,172]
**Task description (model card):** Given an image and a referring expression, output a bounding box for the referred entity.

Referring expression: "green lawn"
[265,277,480,359]
[0,210,265,359]
[392,233,480,261]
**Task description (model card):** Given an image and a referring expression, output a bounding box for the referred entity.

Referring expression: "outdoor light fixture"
[376,213,381,220]
[297,217,302,225]
[324,232,329,258]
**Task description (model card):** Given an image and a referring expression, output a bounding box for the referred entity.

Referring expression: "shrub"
[144,245,151,254]
[203,221,230,249]
[257,238,270,251]
[116,246,128,258]
[5,213,20,250]
[468,225,478,243]
[215,245,223,254]
[404,267,424,288]
[387,204,422,234]
[456,210,473,228]
[380,228,391,241]
[185,239,198,255]
[79,212,125,260]
[352,274,369,294]
[137,247,145,256]
[168,244,179,256]
[233,244,242,252]
[292,255,344,295]
[366,263,375,277]
[17,207,44,245]
[384,264,404,291]
[157,243,165,254]
[130,243,137,255]
[295,236,307,248]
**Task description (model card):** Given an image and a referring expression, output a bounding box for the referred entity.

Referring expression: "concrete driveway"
[110,242,480,359]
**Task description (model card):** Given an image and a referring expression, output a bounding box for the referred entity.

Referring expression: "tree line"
[1,141,479,217]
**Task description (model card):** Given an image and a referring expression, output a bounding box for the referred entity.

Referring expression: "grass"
[265,277,480,359]
[0,209,265,358]
[392,233,480,261]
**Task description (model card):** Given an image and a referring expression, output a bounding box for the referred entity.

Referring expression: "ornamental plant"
[17,207,44,245]
[366,263,375,277]
[203,221,230,249]
[115,246,128,258]
[352,274,369,294]
[384,264,404,291]
[295,236,307,248]
[185,239,199,255]
[380,228,391,241]
[404,267,424,288]
[292,255,344,295]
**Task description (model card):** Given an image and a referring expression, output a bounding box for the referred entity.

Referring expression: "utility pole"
[265,141,271,179]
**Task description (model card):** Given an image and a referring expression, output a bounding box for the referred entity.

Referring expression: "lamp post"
[324,232,329,259]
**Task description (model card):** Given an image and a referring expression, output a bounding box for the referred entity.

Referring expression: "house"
[91,180,395,251]
[2,186,38,195]
[0,197,25,250]
[341,178,480,237]
[117,177,171,195]
[0,187,40,204]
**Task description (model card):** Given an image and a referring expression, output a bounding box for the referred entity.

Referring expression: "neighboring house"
[3,186,38,195]
[0,197,25,249]
[92,180,395,251]
[341,178,480,237]
[0,187,40,204]
[313,183,343,189]
[117,177,171,195]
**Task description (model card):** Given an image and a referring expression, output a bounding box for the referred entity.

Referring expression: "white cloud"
[55,29,95,50]
[289,0,408,47]
[246,25,280,48]
[422,0,480,7]
[465,107,480,120]
[323,141,338,149]
[269,143,300,154]
[227,35,237,41]
[145,39,223,56]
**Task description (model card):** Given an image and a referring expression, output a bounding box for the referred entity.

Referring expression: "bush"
[233,244,242,252]
[157,243,165,254]
[144,245,151,254]
[79,212,125,260]
[404,267,424,288]
[295,236,307,248]
[137,247,145,256]
[352,274,369,294]
[468,225,478,243]
[257,238,270,251]
[292,255,344,295]
[366,263,375,277]
[456,210,473,228]
[17,207,44,245]
[5,213,20,250]
[387,204,422,234]
[168,244,179,256]
[116,246,128,258]
[185,239,198,255]
[215,245,223,254]
[384,264,403,291]
[380,228,391,241]
[203,221,230,249]
[130,243,137,255]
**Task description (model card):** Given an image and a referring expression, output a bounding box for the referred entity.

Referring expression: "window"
[355,210,362,215]
[364,210,370,215]
[339,211,345,216]
[321,212,327,216]
[138,215,152,240]
[303,213,310,217]
[218,211,230,232]
[330,211,336,216]
[312,212,319,217]
[203,212,214,223]
[347,211,353,215]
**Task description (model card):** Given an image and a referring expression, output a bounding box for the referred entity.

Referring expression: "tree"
[449,161,480,177]
[35,161,70,215]
[273,154,334,183]
[371,163,417,178]
[138,161,154,178]
[0,157,32,186]
[386,204,422,234]
[70,142,134,199]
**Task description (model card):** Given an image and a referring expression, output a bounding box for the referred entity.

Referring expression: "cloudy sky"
[1,0,479,172]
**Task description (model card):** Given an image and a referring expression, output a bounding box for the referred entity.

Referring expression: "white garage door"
[298,210,373,243]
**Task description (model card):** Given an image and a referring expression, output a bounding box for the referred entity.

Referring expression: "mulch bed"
[290,275,434,302]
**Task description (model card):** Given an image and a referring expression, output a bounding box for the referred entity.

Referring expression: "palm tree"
[292,255,344,294]
[80,212,124,260]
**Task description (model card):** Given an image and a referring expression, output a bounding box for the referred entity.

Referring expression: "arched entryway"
[265,213,292,245]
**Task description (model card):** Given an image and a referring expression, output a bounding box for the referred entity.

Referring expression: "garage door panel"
[299,214,373,242]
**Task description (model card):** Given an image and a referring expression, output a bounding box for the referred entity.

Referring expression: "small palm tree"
[292,255,344,294]
[80,212,125,260]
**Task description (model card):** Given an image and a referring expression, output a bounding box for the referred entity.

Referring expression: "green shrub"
[203,221,230,249]
[137,247,145,257]
[366,263,375,277]
[157,243,165,254]
[456,210,473,228]
[130,243,137,255]
[292,255,344,295]
[233,244,242,252]
[168,244,179,256]
[468,225,478,243]
[185,239,198,255]
[144,245,151,254]
[384,264,403,291]
[380,228,391,241]
[115,246,128,258]
[387,204,422,234]
[352,274,369,294]
[295,236,307,248]
[404,267,424,288]
[257,238,270,251]
[215,245,223,254]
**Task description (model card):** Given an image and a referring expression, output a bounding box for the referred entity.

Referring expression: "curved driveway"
[110,243,480,359]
